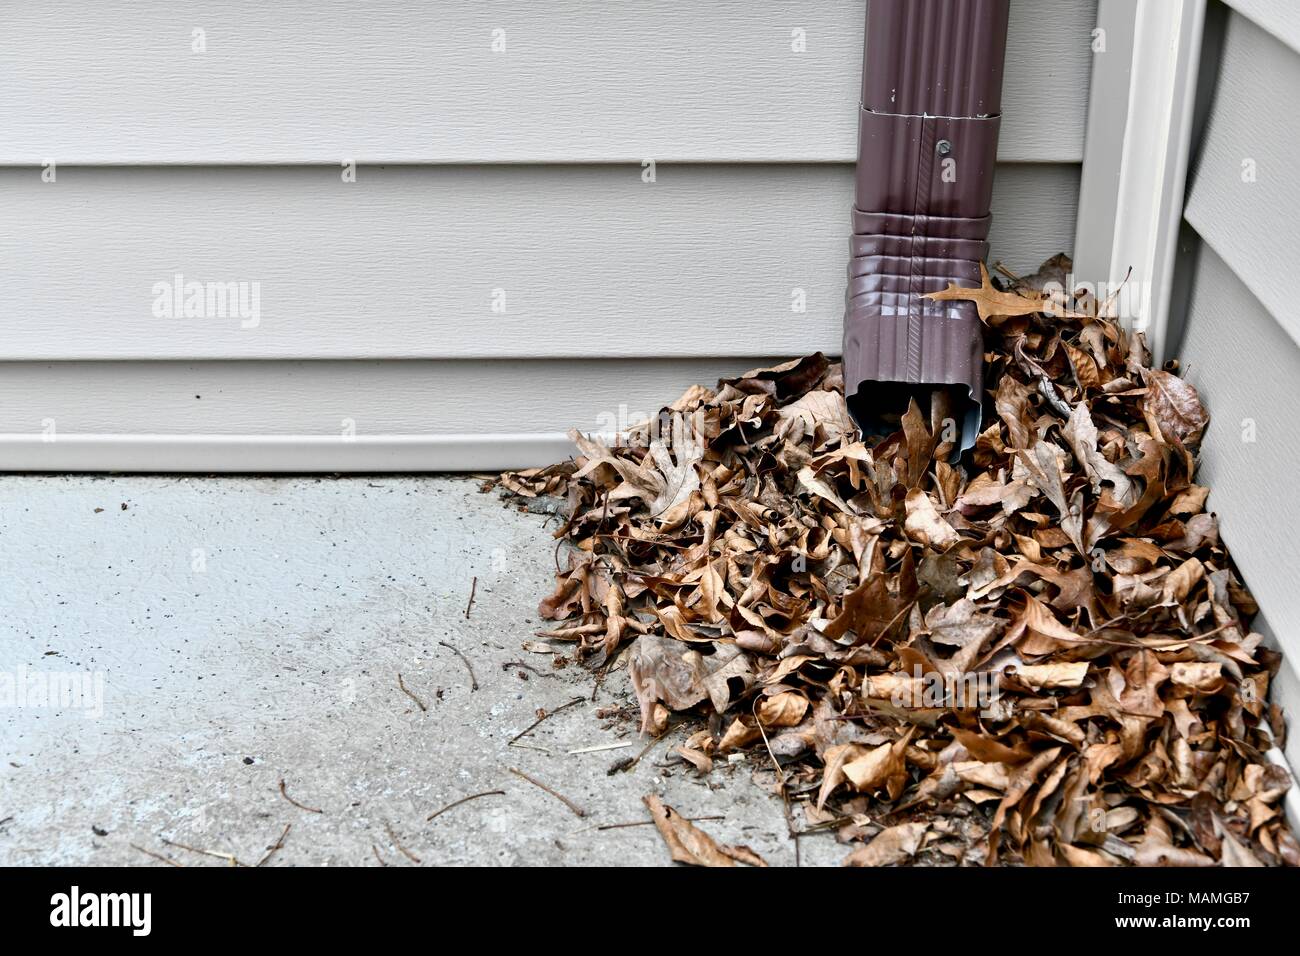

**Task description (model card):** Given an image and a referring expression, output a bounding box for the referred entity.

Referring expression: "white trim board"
[1073,0,1206,362]
[0,433,582,473]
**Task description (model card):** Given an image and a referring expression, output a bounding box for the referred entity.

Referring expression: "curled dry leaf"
[757,691,809,727]
[1143,369,1208,448]
[1013,662,1090,690]
[843,822,929,867]
[495,255,1293,867]
[643,794,768,867]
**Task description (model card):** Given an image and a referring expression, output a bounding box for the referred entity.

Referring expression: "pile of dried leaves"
[495,255,1297,867]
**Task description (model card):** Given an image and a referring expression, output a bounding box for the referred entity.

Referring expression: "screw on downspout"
[936,139,953,156]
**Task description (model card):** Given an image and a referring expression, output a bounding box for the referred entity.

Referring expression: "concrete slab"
[0,475,842,866]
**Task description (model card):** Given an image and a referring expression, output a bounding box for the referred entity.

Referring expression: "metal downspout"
[842,0,1011,452]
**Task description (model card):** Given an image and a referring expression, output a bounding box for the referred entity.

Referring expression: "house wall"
[1171,0,1300,768]
[0,0,1095,470]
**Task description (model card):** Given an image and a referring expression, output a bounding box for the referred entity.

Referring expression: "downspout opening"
[847,382,982,450]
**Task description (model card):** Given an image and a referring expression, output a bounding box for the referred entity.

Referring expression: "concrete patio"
[0,475,839,866]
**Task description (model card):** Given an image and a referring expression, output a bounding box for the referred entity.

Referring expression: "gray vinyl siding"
[1173,1,1300,765]
[0,0,1094,469]
[2,0,1093,164]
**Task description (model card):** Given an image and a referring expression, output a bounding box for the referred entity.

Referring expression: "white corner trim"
[1073,0,1207,363]
[0,433,582,473]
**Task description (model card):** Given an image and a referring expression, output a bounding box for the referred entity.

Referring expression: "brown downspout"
[842,0,1011,452]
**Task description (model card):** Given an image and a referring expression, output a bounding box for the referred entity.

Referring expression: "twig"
[751,698,786,787]
[793,815,857,835]
[534,623,605,639]
[131,843,184,867]
[509,696,584,744]
[870,599,916,647]
[397,672,428,712]
[159,837,245,867]
[590,659,609,702]
[256,824,291,867]
[595,815,724,831]
[502,660,558,679]
[752,696,803,854]
[508,766,587,818]
[510,743,556,756]
[427,789,507,822]
[438,641,479,691]
[992,261,1023,284]
[568,741,634,755]
[464,576,478,619]
[609,721,686,774]
[371,844,389,866]
[279,778,324,814]
[385,823,422,864]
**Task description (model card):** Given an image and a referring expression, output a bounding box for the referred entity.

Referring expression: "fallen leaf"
[643,794,768,867]
[924,262,1057,323]
[757,692,809,727]
[843,822,929,866]
[1143,370,1208,447]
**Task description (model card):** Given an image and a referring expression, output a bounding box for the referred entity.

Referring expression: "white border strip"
[0,433,582,473]
[1073,0,1206,362]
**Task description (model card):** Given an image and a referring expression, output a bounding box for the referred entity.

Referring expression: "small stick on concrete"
[427,789,507,823]
[793,816,856,835]
[279,778,324,814]
[595,815,724,832]
[534,623,604,640]
[502,660,557,679]
[160,837,245,867]
[568,741,634,755]
[608,721,686,775]
[256,824,291,867]
[464,576,478,619]
[509,696,584,745]
[510,743,556,756]
[397,673,428,712]
[508,766,587,818]
[371,844,390,866]
[385,823,422,864]
[131,843,184,867]
[437,641,479,691]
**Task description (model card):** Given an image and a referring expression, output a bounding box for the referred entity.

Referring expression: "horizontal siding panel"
[1223,0,1300,53]
[1,0,1092,165]
[1185,11,1300,346]
[0,358,777,471]
[0,358,770,436]
[0,163,1079,361]
[1178,246,1300,658]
